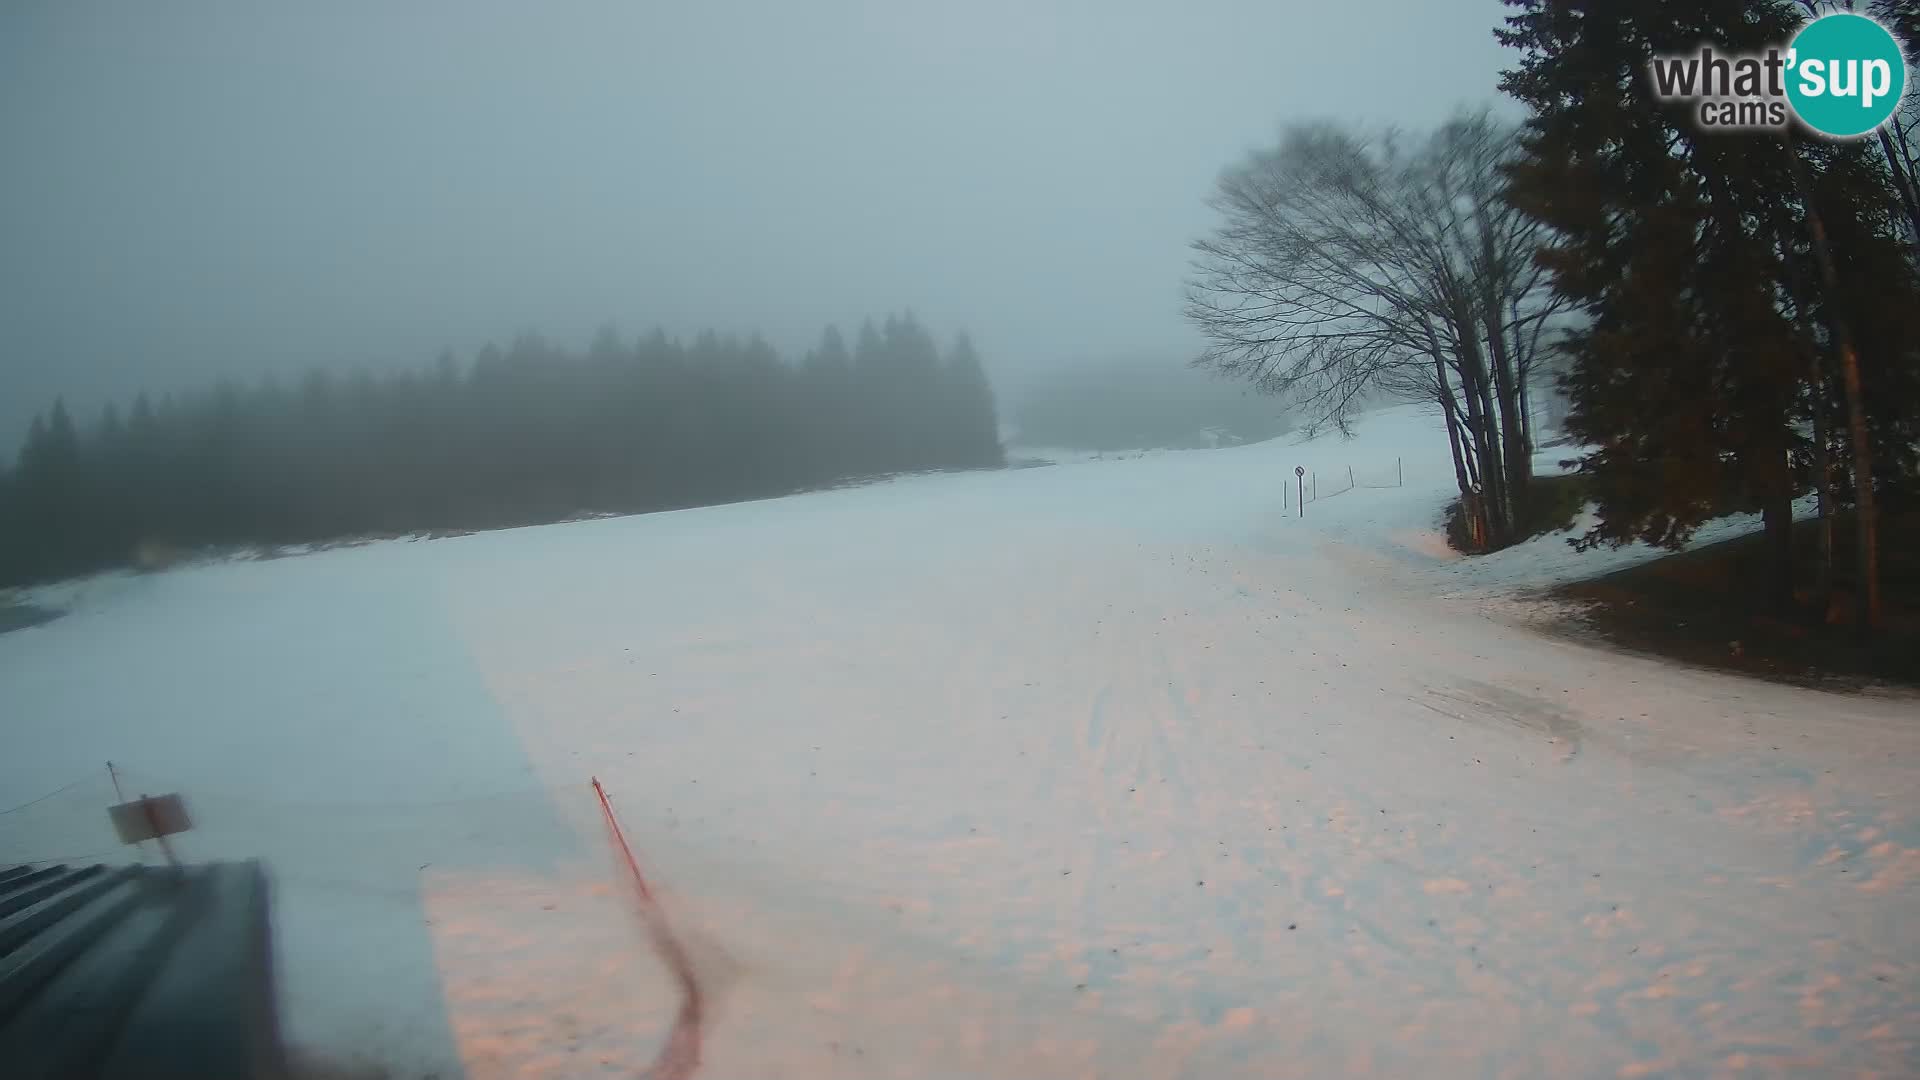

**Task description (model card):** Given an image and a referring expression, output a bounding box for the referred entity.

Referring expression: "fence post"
[1397,457,1403,487]
[1312,472,1317,500]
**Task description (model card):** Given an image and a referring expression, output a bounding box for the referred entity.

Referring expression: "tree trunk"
[1879,127,1920,262]
[1472,374,1509,541]
[1477,219,1533,529]
[1437,358,1491,549]
[1833,334,1881,629]
[1776,229,1834,605]
[1786,139,1883,631]
[1482,303,1532,530]
[1437,355,1474,503]
[1453,304,1509,545]
[1444,406,1472,498]
[1458,375,1492,504]
[1459,416,1483,491]
[1517,359,1534,454]
[1761,490,1796,612]
[1810,372,1834,599]
[1756,412,1798,613]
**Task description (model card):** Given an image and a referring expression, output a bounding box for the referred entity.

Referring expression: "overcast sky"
[0,0,1514,450]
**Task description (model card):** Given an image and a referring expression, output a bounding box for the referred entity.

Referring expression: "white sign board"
[109,793,192,844]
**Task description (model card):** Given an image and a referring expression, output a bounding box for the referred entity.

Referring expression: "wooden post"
[1398,457,1403,487]
[107,761,145,862]
[142,793,180,867]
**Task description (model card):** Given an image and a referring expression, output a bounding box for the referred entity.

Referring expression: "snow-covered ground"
[2,403,1916,1078]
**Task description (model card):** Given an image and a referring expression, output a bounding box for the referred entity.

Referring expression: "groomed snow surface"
[2,403,1916,1079]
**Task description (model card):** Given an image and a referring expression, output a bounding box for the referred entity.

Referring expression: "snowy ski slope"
[2,403,1916,1078]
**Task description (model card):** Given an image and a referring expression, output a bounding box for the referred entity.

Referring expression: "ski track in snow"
[1,404,1916,1078]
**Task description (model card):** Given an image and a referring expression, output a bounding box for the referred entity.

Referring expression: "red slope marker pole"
[592,776,704,1080]
[593,776,656,901]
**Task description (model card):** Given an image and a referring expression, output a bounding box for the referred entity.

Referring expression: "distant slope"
[1008,359,1290,451]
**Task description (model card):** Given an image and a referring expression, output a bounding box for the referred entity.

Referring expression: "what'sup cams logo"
[1648,12,1909,138]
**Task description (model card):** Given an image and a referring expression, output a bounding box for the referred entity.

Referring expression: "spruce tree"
[1501,0,1823,606]
[944,332,1003,467]
[803,325,855,477]
[1502,0,1920,620]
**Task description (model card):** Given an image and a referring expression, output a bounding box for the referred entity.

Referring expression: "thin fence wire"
[0,762,607,904]
[1352,458,1406,489]
[0,774,95,816]
[1279,458,1403,511]
[1316,474,1357,501]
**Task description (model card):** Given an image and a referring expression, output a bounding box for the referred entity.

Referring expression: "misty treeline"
[0,314,1002,586]
[1012,359,1291,451]
[1190,0,1920,631]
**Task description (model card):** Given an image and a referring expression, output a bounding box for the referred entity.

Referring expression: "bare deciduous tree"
[1186,113,1564,548]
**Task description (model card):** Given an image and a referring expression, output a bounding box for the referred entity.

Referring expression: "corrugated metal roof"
[0,861,285,1079]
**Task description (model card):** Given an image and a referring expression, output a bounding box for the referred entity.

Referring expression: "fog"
[1,0,1511,450]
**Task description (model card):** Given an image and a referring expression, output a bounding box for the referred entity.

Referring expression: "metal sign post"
[1295,465,1305,517]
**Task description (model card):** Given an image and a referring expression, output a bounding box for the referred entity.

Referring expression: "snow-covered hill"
[2,404,1915,1078]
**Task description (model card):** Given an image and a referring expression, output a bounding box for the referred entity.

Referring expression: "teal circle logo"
[1786,13,1908,138]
